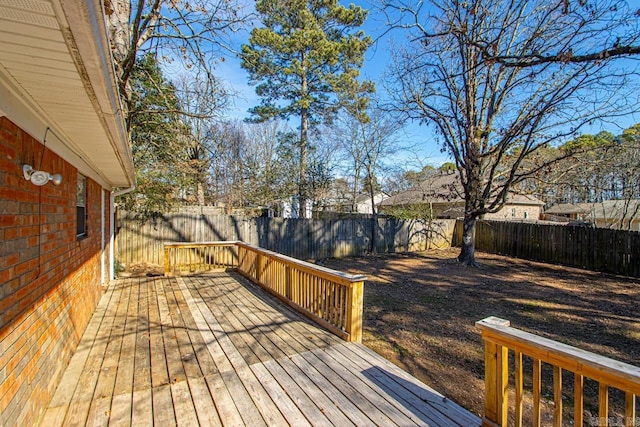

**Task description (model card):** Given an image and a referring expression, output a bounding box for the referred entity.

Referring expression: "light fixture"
[23,164,62,186]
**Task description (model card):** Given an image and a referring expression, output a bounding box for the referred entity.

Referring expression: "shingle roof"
[381,173,545,207]
[545,203,591,215]
[546,200,640,220]
[380,173,463,206]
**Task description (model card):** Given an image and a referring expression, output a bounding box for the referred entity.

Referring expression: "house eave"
[0,0,135,189]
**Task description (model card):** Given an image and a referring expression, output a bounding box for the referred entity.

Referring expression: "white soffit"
[0,0,134,189]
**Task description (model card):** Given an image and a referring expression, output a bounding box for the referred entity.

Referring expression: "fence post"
[345,279,364,342]
[477,317,511,427]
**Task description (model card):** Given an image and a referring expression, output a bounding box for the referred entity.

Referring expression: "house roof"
[380,173,464,206]
[546,200,640,220]
[545,203,591,215]
[587,200,640,220]
[354,192,386,204]
[506,194,546,206]
[0,0,135,189]
[381,173,544,207]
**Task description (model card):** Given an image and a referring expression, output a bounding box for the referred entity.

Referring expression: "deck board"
[44,271,481,426]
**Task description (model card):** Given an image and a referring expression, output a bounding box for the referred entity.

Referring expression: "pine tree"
[240,0,372,217]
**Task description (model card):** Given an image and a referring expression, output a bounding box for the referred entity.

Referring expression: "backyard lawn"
[321,249,640,425]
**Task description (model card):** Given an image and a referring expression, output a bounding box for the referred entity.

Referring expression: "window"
[77,174,87,237]
[524,211,529,219]
[511,208,516,217]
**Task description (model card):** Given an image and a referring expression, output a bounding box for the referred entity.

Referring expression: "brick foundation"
[0,117,109,425]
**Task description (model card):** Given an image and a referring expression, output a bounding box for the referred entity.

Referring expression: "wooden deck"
[43,272,480,426]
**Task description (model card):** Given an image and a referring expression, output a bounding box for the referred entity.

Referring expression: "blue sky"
[214,0,452,171]
[211,0,640,174]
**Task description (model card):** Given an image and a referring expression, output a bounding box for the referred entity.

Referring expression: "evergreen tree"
[240,0,372,217]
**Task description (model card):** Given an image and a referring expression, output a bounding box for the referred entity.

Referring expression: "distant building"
[379,172,544,220]
[353,192,388,214]
[281,197,313,218]
[545,200,640,231]
[317,189,388,215]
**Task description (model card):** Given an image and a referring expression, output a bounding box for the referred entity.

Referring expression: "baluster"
[514,351,523,427]
[625,393,635,427]
[575,373,584,427]
[533,358,541,427]
[599,383,609,427]
[554,366,563,427]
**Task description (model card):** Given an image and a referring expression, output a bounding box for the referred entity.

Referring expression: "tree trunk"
[369,183,377,254]
[299,71,309,219]
[196,181,205,205]
[457,215,478,266]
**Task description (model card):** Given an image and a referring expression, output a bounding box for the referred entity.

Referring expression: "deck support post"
[164,246,171,276]
[477,317,510,427]
[345,280,364,342]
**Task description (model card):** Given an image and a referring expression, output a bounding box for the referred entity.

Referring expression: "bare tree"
[243,120,298,210]
[384,0,640,265]
[106,0,247,123]
[334,99,402,252]
[175,75,230,204]
[209,120,248,212]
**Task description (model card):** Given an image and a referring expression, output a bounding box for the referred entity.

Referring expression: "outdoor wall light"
[23,164,62,186]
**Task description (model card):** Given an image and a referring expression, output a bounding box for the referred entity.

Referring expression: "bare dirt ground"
[321,249,640,424]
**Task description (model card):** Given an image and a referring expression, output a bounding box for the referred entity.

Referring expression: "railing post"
[164,246,171,276]
[477,317,510,427]
[345,279,364,342]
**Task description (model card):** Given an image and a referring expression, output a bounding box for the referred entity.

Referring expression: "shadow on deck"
[43,272,480,426]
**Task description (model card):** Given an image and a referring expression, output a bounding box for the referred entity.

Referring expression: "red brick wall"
[0,117,109,425]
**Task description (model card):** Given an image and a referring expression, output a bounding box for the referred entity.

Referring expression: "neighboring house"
[546,200,640,231]
[379,172,545,220]
[485,194,546,221]
[379,172,465,218]
[543,203,591,222]
[315,191,388,215]
[588,199,640,230]
[281,197,313,218]
[353,192,387,214]
[0,1,135,425]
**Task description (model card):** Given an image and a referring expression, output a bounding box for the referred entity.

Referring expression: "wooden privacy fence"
[454,220,640,277]
[164,241,366,342]
[116,211,456,266]
[477,317,639,427]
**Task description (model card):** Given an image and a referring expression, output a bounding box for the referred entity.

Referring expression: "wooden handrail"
[163,241,366,342]
[164,241,238,274]
[235,242,366,285]
[477,316,639,427]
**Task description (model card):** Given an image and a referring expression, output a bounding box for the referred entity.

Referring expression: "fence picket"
[453,220,640,277]
[115,212,456,266]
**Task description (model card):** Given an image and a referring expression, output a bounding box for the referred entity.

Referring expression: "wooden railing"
[477,317,640,427]
[163,241,366,342]
[164,242,239,274]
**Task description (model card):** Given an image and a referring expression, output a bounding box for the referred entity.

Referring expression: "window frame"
[77,173,87,238]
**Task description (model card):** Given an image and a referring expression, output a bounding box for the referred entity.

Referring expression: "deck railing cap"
[475,316,511,329]
[163,240,367,283]
[476,316,640,393]
[235,241,367,282]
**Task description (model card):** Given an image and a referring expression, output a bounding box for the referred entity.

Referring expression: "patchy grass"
[321,249,640,424]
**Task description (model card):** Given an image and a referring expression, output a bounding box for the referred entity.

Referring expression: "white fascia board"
[0,66,114,190]
[52,0,135,188]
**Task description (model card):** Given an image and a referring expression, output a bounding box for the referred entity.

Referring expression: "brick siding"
[0,117,109,425]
